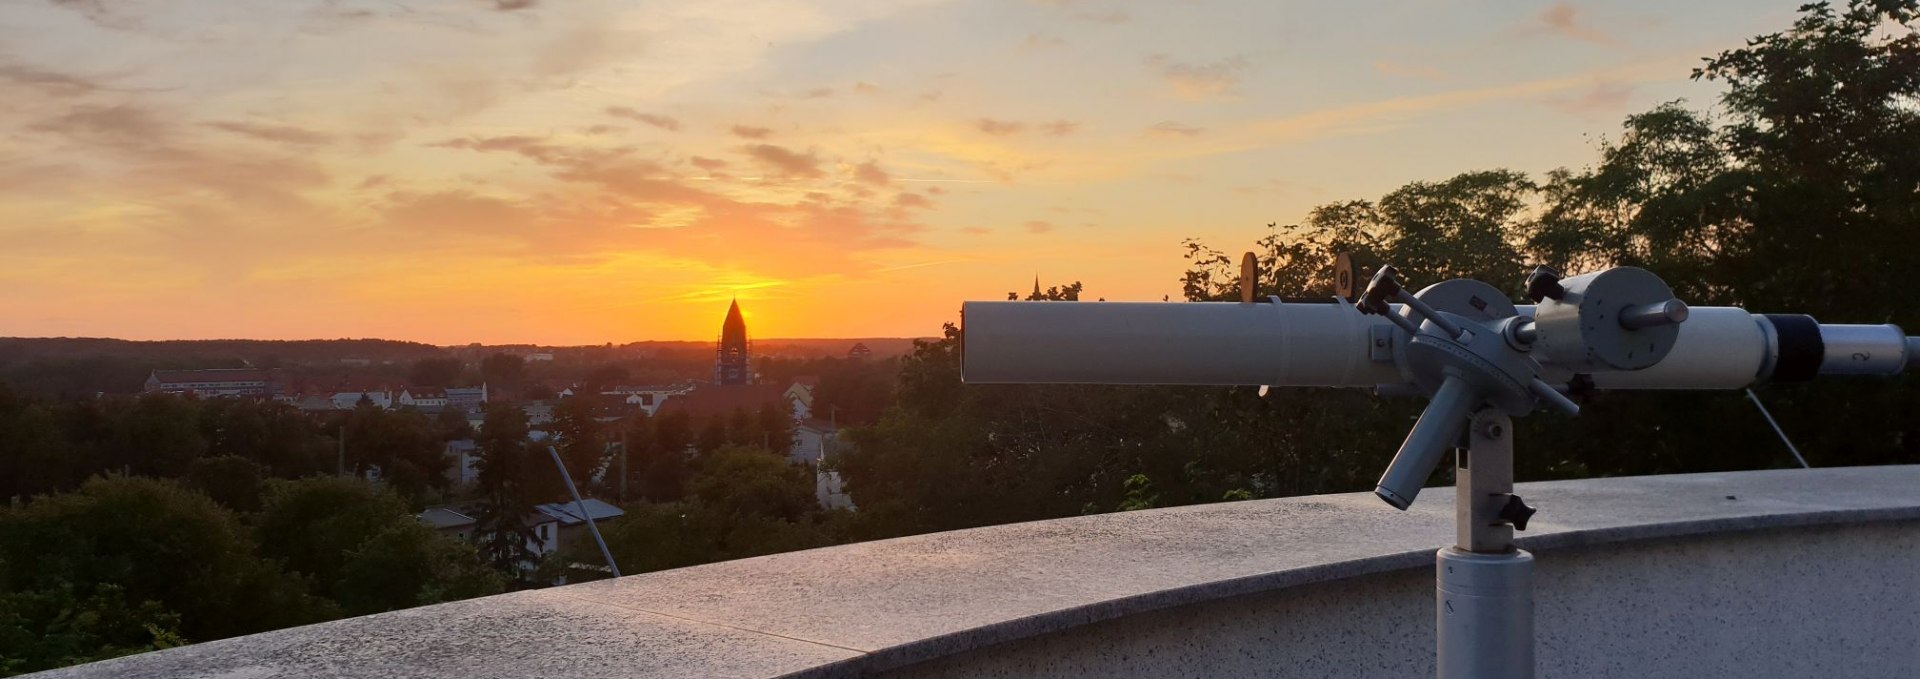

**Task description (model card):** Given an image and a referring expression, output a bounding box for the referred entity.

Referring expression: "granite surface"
[32,465,1920,678]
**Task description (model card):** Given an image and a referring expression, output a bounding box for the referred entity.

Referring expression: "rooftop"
[34,465,1920,678]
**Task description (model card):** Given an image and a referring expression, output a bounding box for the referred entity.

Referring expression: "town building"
[713,298,752,385]
[789,419,837,466]
[597,384,693,416]
[784,377,819,420]
[532,499,626,557]
[143,368,280,398]
[446,384,489,411]
[846,342,872,360]
[397,388,449,410]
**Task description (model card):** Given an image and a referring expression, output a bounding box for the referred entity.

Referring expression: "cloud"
[893,192,931,210]
[492,0,538,10]
[1037,120,1079,136]
[1021,34,1066,51]
[48,0,145,31]
[689,156,727,171]
[30,104,169,146]
[430,135,636,168]
[204,121,335,146]
[731,125,774,139]
[1374,59,1448,82]
[853,160,891,186]
[1024,220,1053,233]
[1149,54,1251,101]
[975,118,1026,136]
[1145,121,1203,137]
[606,107,681,131]
[0,61,115,97]
[1545,80,1635,113]
[742,144,824,179]
[961,226,990,235]
[380,189,536,238]
[853,81,883,95]
[1533,3,1614,45]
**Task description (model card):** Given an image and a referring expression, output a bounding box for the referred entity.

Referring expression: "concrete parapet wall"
[33,466,1920,679]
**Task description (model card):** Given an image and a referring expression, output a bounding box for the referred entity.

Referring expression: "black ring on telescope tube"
[1763,314,1824,382]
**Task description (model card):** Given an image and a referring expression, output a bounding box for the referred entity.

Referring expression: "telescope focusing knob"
[1499,494,1536,532]
[1525,266,1566,302]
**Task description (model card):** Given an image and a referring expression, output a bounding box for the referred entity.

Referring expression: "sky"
[0,0,1802,344]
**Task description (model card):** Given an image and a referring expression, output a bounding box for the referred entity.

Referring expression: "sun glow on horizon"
[0,0,1783,344]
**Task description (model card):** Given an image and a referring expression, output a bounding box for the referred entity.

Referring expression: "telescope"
[960,263,1918,679]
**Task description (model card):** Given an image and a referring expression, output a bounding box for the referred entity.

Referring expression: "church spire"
[1032,275,1041,300]
[714,298,751,385]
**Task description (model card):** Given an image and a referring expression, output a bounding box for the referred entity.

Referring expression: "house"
[446,384,488,411]
[445,439,479,487]
[816,470,854,511]
[330,390,392,410]
[532,498,626,556]
[143,368,279,398]
[784,377,819,420]
[526,352,555,362]
[397,387,449,410]
[847,342,872,360]
[600,384,692,416]
[418,507,477,541]
[522,402,554,426]
[789,419,837,465]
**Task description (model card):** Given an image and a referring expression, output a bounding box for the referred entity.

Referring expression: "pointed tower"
[713,298,751,385]
[1032,275,1042,300]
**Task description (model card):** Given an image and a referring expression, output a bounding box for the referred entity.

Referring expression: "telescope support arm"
[1438,408,1535,679]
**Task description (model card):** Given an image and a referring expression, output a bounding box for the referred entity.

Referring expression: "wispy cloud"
[1545,80,1635,113]
[1374,59,1448,82]
[1145,121,1204,137]
[731,125,774,139]
[1532,3,1615,45]
[606,107,681,131]
[1148,54,1251,101]
[742,144,825,179]
[975,118,1026,136]
[204,121,335,146]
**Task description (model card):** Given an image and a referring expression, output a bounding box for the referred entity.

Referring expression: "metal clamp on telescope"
[1355,264,1685,512]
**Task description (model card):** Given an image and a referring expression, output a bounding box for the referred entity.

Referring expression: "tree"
[253,477,412,599]
[469,404,545,581]
[479,353,527,388]
[331,522,502,616]
[547,396,604,489]
[407,357,464,388]
[184,455,264,512]
[0,477,328,646]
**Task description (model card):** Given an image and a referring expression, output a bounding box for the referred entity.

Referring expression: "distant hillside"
[0,335,927,398]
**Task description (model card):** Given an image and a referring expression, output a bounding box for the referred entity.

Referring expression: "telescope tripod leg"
[1437,409,1534,679]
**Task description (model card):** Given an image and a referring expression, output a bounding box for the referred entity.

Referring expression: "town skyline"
[1,0,1799,343]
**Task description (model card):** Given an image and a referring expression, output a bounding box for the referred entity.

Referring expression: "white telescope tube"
[963,300,1915,390]
[961,300,1399,387]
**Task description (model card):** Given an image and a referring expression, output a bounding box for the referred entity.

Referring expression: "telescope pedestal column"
[1437,409,1534,679]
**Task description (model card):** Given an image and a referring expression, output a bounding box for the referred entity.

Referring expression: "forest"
[2,1,1916,674]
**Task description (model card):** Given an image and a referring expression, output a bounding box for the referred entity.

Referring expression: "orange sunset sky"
[1,0,1796,344]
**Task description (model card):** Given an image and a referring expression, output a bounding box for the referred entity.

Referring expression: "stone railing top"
[37,465,1920,679]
